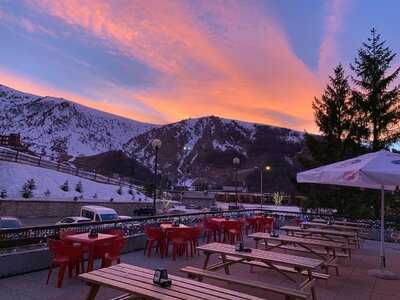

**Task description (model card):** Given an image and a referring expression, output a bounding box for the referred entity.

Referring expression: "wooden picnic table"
[281,225,359,247]
[79,263,264,300]
[312,218,369,228]
[64,232,117,272]
[249,232,352,275]
[197,242,323,299]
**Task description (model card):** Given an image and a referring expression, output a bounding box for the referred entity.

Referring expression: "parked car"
[80,205,118,222]
[0,217,22,229]
[56,216,91,225]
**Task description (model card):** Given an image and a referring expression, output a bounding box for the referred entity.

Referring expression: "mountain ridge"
[0,84,306,192]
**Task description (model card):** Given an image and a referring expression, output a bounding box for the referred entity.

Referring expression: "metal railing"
[0,208,388,252]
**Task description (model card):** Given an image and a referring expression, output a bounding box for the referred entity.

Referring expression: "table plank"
[281,226,357,238]
[312,218,369,227]
[249,232,351,249]
[301,221,360,232]
[113,264,263,300]
[79,264,264,300]
[80,272,179,300]
[197,242,322,269]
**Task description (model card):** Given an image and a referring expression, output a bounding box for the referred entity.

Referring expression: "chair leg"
[57,264,67,288]
[147,240,153,257]
[46,264,53,284]
[68,263,73,278]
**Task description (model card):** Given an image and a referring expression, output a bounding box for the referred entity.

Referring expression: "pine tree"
[21,183,32,198]
[128,187,133,195]
[60,180,69,192]
[351,28,400,150]
[27,179,36,190]
[0,189,7,199]
[117,186,123,195]
[301,64,362,170]
[75,181,83,193]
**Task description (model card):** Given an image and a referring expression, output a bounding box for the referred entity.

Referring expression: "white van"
[80,205,118,222]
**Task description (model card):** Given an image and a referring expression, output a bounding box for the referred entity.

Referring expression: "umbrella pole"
[380,185,385,269]
[368,185,397,279]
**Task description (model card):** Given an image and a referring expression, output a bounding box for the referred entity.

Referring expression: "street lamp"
[151,139,162,215]
[233,157,241,207]
[254,165,271,209]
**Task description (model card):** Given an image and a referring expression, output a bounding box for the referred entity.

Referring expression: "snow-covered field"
[0,160,150,202]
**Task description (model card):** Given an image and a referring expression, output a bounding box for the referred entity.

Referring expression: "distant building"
[222,185,247,192]
[167,190,216,208]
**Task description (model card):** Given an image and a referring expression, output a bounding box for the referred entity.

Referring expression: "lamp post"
[254,165,271,209]
[151,139,162,215]
[233,157,241,207]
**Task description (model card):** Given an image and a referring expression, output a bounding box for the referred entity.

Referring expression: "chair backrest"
[204,218,220,230]
[222,220,242,231]
[247,218,259,226]
[144,225,163,240]
[59,229,78,240]
[166,227,191,240]
[48,239,65,255]
[48,239,83,258]
[106,236,127,256]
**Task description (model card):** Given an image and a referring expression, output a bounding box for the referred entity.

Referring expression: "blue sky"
[0,0,399,131]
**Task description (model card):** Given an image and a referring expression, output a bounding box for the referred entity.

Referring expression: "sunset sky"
[1,0,399,132]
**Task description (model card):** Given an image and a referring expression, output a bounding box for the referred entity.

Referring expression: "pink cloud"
[24,0,324,131]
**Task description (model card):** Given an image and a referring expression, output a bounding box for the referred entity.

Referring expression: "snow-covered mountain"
[124,116,304,191]
[0,84,306,192]
[0,84,155,160]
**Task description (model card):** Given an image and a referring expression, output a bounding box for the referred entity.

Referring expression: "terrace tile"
[0,238,399,300]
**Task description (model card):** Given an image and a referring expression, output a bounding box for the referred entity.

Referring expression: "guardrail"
[0,146,144,189]
[0,208,387,251]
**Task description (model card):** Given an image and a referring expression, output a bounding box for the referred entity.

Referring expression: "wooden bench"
[223,256,330,281]
[181,266,311,300]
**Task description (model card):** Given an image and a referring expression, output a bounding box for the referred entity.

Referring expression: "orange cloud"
[24,0,324,131]
[0,68,158,124]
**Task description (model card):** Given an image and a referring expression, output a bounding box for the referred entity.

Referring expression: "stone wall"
[0,200,151,218]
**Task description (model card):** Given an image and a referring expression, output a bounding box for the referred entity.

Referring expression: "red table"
[64,233,117,272]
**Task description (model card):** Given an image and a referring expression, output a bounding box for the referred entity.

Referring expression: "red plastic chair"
[204,218,220,243]
[46,239,84,288]
[165,228,191,260]
[101,237,127,267]
[190,223,203,256]
[222,220,243,244]
[144,225,164,258]
[259,217,274,233]
[246,217,260,234]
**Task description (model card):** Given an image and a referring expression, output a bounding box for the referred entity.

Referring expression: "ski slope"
[0,160,150,202]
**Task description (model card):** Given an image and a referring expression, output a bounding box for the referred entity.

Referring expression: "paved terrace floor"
[0,237,400,300]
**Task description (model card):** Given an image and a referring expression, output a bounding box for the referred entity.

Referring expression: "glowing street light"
[254,164,272,209]
[233,157,241,207]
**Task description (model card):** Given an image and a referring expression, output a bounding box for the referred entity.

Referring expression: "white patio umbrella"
[297,149,400,279]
